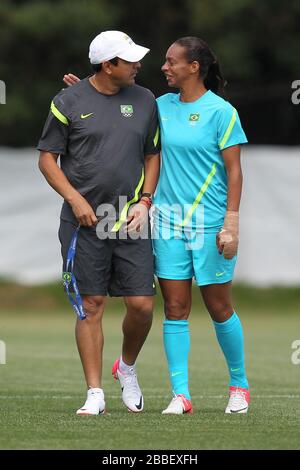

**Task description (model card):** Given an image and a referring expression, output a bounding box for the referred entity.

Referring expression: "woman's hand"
[63,73,81,87]
[217,211,239,259]
[125,202,149,233]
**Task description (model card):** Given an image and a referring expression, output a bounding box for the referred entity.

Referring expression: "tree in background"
[0,0,121,146]
[185,0,300,144]
[0,0,299,146]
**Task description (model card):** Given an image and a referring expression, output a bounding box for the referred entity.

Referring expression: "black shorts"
[58,219,156,297]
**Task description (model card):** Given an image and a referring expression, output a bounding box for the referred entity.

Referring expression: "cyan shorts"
[153,229,236,286]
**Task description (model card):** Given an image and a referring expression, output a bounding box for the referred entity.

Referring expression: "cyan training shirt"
[153,90,247,232]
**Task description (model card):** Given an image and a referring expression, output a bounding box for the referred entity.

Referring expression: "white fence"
[0,146,299,286]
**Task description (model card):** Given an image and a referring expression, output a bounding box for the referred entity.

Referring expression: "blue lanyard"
[62,225,86,320]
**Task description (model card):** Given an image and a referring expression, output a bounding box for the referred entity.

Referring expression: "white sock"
[119,356,136,375]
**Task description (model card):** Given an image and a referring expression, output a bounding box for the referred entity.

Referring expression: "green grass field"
[0,284,300,450]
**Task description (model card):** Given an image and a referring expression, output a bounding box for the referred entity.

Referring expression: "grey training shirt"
[38,78,160,223]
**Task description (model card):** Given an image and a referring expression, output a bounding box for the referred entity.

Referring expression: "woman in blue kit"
[153,36,250,415]
[64,36,250,415]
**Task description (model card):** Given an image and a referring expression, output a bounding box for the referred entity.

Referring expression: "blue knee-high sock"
[213,312,249,389]
[163,319,191,400]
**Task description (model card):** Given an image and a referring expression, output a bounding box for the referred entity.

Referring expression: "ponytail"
[204,61,226,95]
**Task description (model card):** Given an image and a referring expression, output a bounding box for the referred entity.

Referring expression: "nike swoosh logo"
[81,112,94,119]
[216,272,225,277]
[171,372,182,377]
[230,406,248,413]
[135,396,143,410]
[230,368,240,372]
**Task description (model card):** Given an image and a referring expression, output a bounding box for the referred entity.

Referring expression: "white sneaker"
[162,394,193,415]
[112,358,144,412]
[76,387,105,415]
[225,386,250,414]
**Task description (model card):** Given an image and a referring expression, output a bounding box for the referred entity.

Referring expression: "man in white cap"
[38,31,160,415]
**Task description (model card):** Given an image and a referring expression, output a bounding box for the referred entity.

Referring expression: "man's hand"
[63,73,81,87]
[216,211,239,259]
[39,151,97,227]
[125,202,149,233]
[70,193,98,227]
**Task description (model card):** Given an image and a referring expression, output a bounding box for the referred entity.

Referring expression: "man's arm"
[39,151,98,227]
[126,153,160,233]
[142,153,160,195]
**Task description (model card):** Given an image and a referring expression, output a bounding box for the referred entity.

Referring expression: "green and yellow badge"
[120,105,134,117]
[62,272,72,283]
[189,113,200,122]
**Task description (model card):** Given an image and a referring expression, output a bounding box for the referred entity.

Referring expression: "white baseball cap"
[89,30,150,64]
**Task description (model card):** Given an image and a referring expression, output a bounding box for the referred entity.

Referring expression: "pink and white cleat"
[225,386,250,414]
[162,394,193,415]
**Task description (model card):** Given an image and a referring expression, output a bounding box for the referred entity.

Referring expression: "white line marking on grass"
[0,394,299,399]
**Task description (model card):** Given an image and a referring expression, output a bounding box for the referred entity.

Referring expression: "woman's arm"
[217,144,243,259]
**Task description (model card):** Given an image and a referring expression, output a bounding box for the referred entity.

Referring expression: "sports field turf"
[0,284,299,450]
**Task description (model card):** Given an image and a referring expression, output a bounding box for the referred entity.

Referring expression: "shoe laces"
[170,396,179,405]
[166,394,188,412]
[122,371,140,398]
[88,389,103,401]
[229,388,247,407]
[170,394,187,406]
